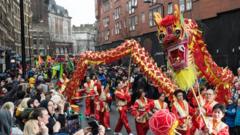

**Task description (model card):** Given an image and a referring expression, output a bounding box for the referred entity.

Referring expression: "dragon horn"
[174,4,180,20]
[154,12,162,27]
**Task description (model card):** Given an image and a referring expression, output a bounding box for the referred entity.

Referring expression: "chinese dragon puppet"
[65,5,234,104]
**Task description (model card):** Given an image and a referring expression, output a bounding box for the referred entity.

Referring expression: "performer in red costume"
[171,89,195,135]
[194,104,229,135]
[93,76,102,120]
[191,86,207,108]
[83,76,97,118]
[187,82,204,108]
[202,88,218,117]
[97,84,112,130]
[131,89,153,135]
[152,92,168,113]
[114,80,133,135]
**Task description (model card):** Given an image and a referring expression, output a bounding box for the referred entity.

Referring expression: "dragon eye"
[175,29,181,35]
[159,34,165,40]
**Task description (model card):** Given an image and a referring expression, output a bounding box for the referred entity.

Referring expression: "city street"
[78,100,153,135]
[0,0,239,135]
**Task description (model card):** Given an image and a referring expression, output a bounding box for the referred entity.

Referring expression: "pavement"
[78,99,154,135]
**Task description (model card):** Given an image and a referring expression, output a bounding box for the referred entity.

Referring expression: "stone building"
[31,0,73,57]
[0,0,32,72]
[31,0,50,57]
[31,23,50,57]
[48,0,73,56]
[72,24,96,55]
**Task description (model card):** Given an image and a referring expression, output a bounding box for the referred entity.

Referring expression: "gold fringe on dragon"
[65,5,234,104]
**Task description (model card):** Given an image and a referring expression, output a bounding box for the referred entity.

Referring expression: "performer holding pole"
[131,89,153,135]
[83,76,97,118]
[201,88,218,117]
[152,92,168,113]
[97,84,112,130]
[194,104,229,135]
[171,89,195,135]
[114,79,133,135]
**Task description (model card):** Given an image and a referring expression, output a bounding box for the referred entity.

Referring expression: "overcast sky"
[55,0,96,26]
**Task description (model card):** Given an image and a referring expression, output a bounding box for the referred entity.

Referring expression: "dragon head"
[154,5,198,90]
[154,5,188,71]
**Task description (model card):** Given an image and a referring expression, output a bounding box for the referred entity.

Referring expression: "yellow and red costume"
[152,99,168,112]
[131,97,153,135]
[93,79,102,120]
[203,100,218,117]
[171,99,195,135]
[194,117,229,135]
[192,94,206,108]
[114,85,132,134]
[83,80,97,117]
[95,86,112,128]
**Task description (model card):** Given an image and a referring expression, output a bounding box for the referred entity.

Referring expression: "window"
[56,48,60,54]
[128,0,137,14]
[186,0,192,10]
[115,22,121,35]
[135,15,138,25]
[141,12,145,23]
[113,7,121,20]
[149,6,163,27]
[103,17,109,28]
[104,30,110,41]
[179,0,185,12]
[167,2,173,14]
[39,39,43,44]
[60,48,64,54]
[33,39,37,44]
[103,1,110,12]
[129,16,137,31]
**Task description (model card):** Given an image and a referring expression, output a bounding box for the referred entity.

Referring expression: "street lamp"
[28,22,32,68]
[20,0,26,78]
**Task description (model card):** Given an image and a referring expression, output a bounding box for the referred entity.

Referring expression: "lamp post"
[28,22,32,68]
[20,0,26,78]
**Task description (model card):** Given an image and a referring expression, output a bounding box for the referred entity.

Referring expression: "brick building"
[95,0,240,72]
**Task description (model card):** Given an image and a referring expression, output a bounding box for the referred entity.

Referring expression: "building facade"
[95,0,240,73]
[32,23,50,57]
[0,0,32,72]
[31,0,73,58]
[72,24,96,55]
[31,0,50,58]
[48,0,73,56]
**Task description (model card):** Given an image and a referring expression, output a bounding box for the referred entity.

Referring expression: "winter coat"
[224,103,236,127]
[235,106,240,126]
[0,110,13,135]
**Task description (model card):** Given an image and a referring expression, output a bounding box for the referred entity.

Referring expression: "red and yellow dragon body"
[65,5,234,103]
